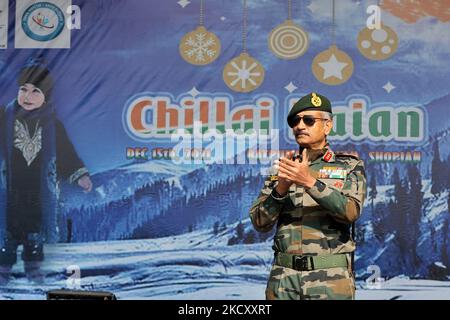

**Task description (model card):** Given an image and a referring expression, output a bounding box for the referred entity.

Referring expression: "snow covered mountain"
[1,222,448,300]
[59,158,265,242]
[356,181,449,279]
[54,132,449,280]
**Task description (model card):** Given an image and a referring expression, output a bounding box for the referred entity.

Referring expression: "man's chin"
[295,137,310,146]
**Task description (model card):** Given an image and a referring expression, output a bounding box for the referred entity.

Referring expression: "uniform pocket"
[323,268,355,300]
[265,265,282,300]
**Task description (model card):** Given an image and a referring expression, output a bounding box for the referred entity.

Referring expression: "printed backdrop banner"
[0,0,449,299]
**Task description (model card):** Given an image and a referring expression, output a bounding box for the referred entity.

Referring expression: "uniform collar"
[321,143,336,163]
[306,142,335,164]
[306,148,325,163]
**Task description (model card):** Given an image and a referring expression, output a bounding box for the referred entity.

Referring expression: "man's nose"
[296,119,307,130]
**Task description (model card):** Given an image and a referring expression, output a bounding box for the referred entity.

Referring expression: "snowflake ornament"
[223,53,265,93]
[179,26,221,65]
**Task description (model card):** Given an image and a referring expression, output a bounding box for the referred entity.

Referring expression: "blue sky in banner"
[0,0,449,172]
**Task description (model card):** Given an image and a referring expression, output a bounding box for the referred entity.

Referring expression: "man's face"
[291,110,333,148]
[17,83,45,111]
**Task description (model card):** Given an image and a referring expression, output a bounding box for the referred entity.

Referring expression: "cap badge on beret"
[311,92,322,107]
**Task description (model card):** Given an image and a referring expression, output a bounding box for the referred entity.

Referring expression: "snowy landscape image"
[1,144,449,300]
[1,229,449,300]
[1,0,449,300]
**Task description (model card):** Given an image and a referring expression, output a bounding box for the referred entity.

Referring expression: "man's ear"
[324,119,333,135]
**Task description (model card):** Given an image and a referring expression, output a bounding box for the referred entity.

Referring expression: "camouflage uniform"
[250,145,366,300]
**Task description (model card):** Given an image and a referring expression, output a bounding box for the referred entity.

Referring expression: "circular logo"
[22,2,65,42]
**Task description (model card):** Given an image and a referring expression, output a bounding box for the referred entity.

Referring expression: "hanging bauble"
[357,23,398,60]
[312,45,354,85]
[179,26,221,65]
[268,20,309,60]
[223,52,265,92]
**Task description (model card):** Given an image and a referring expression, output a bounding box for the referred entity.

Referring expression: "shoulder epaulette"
[334,151,360,160]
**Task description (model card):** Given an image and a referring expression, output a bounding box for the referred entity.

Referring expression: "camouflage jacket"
[249,145,366,255]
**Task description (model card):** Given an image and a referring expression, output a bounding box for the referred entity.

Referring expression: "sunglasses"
[288,115,329,128]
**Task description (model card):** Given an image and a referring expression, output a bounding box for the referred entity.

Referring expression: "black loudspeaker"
[46,289,117,300]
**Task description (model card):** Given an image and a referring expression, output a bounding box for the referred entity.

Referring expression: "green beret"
[287,92,332,125]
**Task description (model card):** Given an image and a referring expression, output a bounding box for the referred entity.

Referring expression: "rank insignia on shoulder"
[270,175,278,181]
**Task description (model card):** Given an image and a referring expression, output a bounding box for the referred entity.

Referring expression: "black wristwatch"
[271,188,288,201]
